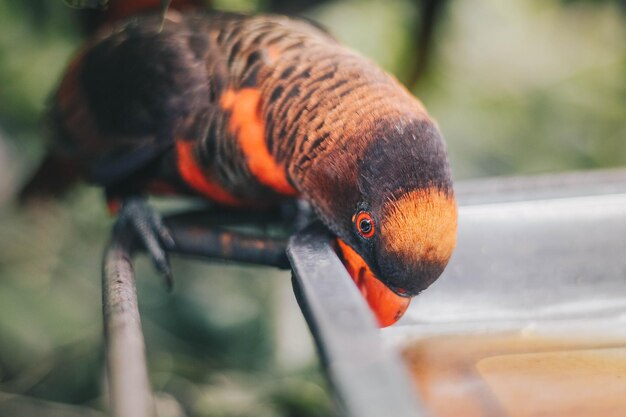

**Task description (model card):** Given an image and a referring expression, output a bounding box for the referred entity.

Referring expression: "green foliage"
[413,0,626,178]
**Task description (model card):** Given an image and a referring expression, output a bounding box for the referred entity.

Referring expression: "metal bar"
[102,225,155,417]
[167,221,288,268]
[287,223,428,417]
[102,210,427,417]
[100,211,290,417]
[456,167,626,205]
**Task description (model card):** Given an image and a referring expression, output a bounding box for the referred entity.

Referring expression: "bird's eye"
[355,211,375,238]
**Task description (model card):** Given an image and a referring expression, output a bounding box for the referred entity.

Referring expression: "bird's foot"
[115,197,176,290]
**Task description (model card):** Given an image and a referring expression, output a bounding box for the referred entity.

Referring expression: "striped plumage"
[35,11,458,326]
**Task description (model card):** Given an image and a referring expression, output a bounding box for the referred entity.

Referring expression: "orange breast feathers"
[175,140,243,206]
[220,88,298,197]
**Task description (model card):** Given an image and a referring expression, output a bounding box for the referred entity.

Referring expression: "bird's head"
[335,184,457,326]
[296,116,457,326]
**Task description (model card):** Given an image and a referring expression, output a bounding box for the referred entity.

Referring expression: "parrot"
[20,7,458,327]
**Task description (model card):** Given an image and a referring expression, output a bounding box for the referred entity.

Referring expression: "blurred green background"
[0,0,624,416]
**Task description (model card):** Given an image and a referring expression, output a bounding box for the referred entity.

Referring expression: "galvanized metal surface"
[388,168,626,341]
[287,223,428,417]
[455,167,626,205]
[378,170,626,417]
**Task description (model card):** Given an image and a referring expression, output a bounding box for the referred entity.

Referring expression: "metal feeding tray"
[386,168,626,417]
[290,168,626,417]
[102,168,626,417]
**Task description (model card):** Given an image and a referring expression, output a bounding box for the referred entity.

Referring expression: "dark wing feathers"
[80,17,212,171]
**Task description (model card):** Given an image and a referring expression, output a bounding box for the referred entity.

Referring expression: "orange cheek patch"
[336,239,411,327]
[382,187,458,266]
[220,88,298,197]
[175,140,243,207]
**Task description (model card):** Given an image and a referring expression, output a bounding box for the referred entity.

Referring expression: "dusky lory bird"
[21,7,458,327]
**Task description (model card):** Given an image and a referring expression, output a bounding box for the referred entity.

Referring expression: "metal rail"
[101,214,291,417]
[102,225,155,417]
[102,213,428,417]
[165,211,289,268]
[101,168,626,417]
[287,223,428,417]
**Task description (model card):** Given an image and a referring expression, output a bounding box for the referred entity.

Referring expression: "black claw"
[150,209,175,250]
[117,197,176,290]
[163,271,174,292]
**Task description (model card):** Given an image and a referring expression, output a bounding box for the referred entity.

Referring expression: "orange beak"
[336,239,411,327]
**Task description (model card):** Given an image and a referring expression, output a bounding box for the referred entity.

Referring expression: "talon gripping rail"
[102,218,427,417]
